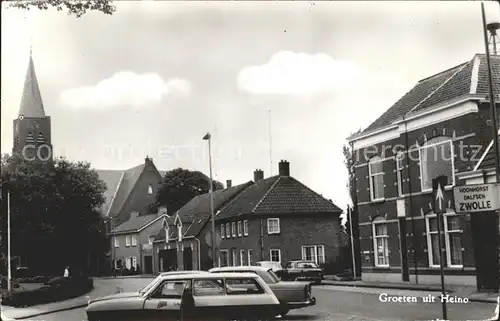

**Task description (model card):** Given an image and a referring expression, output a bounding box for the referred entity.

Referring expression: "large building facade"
[348,54,499,288]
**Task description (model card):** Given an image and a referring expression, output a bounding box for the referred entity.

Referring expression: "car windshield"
[298,262,318,268]
[139,276,162,295]
[267,269,280,283]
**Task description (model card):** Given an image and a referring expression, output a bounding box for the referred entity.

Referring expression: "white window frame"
[270,249,281,263]
[114,237,119,248]
[368,156,385,201]
[419,137,456,192]
[232,249,237,266]
[396,152,405,197]
[231,222,236,237]
[219,249,229,267]
[267,218,280,235]
[226,223,230,238]
[114,259,119,269]
[240,250,245,266]
[125,235,131,247]
[247,249,252,266]
[301,245,325,265]
[148,185,154,195]
[221,224,225,239]
[243,220,248,236]
[131,235,137,246]
[425,213,463,268]
[372,218,389,267]
[132,256,137,269]
[237,221,242,237]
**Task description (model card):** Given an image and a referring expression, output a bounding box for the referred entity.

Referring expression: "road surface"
[15,280,496,321]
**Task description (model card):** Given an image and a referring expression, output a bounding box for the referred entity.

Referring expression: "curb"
[9,303,88,320]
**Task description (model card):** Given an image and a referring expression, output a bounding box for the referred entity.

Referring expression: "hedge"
[13,276,53,284]
[2,276,93,307]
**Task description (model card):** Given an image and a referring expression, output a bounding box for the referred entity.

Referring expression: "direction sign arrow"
[435,182,444,212]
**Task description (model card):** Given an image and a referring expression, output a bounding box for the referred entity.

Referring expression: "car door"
[192,278,230,319]
[142,279,188,321]
[224,277,278,319]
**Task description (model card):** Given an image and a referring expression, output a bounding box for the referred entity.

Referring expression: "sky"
[0,1,493,213]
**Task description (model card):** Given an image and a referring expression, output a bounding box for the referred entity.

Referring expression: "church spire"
[18,50,45,118]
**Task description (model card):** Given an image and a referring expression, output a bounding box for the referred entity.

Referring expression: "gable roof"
[356,54,500,137]
[154,181,253,242]
[216,175,342,220]
[96,158,163,217]
[110,213,166,234]
[19,53,46,118]
[474,130,500,171]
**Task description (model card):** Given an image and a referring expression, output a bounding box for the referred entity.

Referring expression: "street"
[14,278,496,321]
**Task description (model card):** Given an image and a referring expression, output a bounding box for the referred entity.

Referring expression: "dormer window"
[148,185,154,195]
[26,132,35,144]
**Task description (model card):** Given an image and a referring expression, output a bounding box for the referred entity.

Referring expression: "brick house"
[96,157,165,227]
[215,160,344,268]
[151,181,253,273]
[347,53,499,287]
[109,210,168,274]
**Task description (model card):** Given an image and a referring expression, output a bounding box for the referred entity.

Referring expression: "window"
[396,152,405,196]
[132,256,137,269]
[247,250,252,266]
[221,224,225,239]
[230,222,236,237]
[369,156,385,200]
[243,220,248,236]
[152,280,188,299]
[270,249,281,262]
[219,250,229,267]
[297,262,318,268]
[131,235,137,246]
[114,237,119,248]
[225,278,264,295]
[267,218,280,234]
[237,221,242,237]
[419,137,455,191]
[148,235,155,244]
[372,217,389,267]
[114,259,120,269]
[232,249,237,266]
[126,235,131,247]
[426,214,463,267]
[148,185,154,195]
[240,250,245,266]
[125,257,131,269]
[226,223,230,238]
[301,245,325,265]
[193,279,225,296]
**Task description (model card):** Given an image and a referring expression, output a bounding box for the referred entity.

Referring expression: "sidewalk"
[322,277,499,304]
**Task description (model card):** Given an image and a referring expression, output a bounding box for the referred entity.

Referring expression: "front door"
[184,247,193,270]
[142,279,188,320]
[144,256,153,274]
[471,212,499,291]
[159,249,178,271]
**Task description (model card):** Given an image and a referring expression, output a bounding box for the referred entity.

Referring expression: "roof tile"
[111,213,163,233]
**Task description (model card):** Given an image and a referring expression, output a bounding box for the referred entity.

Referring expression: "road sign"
[453,183,500,213]
[432,175,448,214]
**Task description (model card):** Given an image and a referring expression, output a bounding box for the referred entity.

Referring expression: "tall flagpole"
[7,191,11,292]
[268,109,273,176]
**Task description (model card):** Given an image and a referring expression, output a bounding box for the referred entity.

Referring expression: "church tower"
[12,52,53,162]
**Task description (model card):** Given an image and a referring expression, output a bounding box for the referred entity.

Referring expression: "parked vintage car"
[86,272,281,321]
[209,266,316,316]
[255,261,283,272]
[276,260,324,284]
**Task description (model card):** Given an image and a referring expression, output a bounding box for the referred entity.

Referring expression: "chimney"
[158,206,167,216]
[145,156,152,164]
[130,211,140,219]
[278,160,290,176]
[253,169,264,182]
[226,180,232,188]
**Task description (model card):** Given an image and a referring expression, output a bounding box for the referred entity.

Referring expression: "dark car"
[276,261,324,284]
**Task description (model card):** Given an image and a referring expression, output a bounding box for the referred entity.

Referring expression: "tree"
[8,0,116,18]
[343,129,362,207]
[151,168,224,215]
[1,154,108,275]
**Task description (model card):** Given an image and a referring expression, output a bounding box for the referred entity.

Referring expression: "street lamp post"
[203,132,217,268]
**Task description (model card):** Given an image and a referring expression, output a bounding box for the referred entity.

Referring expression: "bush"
[2,277,94,307]
[13,276,53,284]
[0,277,20,289]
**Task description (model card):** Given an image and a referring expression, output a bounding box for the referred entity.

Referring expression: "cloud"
[237,51,361,95]
[60,72,191,109]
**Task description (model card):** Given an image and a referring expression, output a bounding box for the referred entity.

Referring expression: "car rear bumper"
[287,297,316,309]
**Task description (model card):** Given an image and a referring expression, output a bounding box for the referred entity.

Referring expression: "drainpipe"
[403,115,419,284]
[349,140,359,279]
[260,218,264,261]
[194,237,201,270]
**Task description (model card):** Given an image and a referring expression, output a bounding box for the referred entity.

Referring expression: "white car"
[256,261,283,272]
[86,272,281,321]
